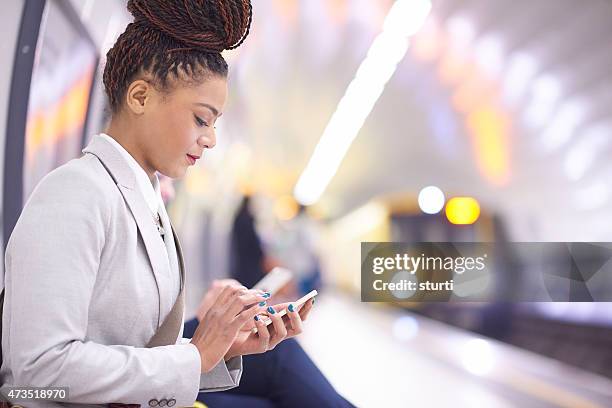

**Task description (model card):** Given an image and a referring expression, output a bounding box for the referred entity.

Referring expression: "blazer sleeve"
[177,337,243,392]
[3,167,202,406]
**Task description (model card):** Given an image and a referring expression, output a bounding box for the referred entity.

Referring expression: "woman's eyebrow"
[194,102,221,117]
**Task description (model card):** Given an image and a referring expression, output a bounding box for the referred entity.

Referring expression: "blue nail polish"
[254,315,259,321]
[259,301,267,306]
[263,292,271,298]
[267,306,276,314]
[288,304,295,312]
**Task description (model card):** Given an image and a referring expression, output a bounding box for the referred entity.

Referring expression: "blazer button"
[167,399,176,407]
[158,399,168,407]
[148,399,159,407]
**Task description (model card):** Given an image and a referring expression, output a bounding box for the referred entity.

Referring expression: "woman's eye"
[194,115,208,127]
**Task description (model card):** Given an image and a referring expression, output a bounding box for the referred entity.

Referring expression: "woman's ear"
[125,79,150,115]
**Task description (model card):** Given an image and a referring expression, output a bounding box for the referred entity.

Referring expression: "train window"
[22,0,97,202]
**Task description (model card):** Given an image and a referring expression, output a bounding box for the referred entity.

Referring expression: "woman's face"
[137,74,228,178]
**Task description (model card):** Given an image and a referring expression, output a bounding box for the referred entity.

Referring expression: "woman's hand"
[224,297,315,359]
[196,279,243,321]
[189,285,268,372]
[197,279,262,332]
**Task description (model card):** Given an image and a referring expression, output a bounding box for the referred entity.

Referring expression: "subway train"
[1,0,612,407]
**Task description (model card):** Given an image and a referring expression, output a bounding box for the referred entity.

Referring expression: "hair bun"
[127,0,252,52]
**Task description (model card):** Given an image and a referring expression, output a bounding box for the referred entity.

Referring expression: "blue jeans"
[183,318,355,408]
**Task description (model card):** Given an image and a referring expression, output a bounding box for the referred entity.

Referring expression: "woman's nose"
[197,130,216,149]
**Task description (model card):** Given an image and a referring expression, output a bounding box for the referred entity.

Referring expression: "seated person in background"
[183,279,355,408]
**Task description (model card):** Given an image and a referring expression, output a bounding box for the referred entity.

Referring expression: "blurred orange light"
[273,0,299,29]
[437,48,471,86]
[411,18,441,62]
[325,0,348,25]
[185,165,210,195]
[451,77,497,114]
[25,68,94,163]
[445,197,480,224]
[466,107,510,186]
[274,195,299,221]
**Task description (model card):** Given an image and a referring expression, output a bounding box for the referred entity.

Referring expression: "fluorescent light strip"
[294,0,432,205]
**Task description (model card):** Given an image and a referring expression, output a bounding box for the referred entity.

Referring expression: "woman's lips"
[186,154,199,165]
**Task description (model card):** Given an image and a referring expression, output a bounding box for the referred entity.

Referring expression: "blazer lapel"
[82,135,172,328]
[171,224,187,341]
[145,219,187,347]
[120,187,174,321]
[170,223,186,291]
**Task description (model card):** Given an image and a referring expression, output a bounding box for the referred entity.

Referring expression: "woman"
[0,1,312,406]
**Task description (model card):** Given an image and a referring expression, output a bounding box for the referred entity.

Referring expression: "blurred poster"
[23,0,97,201]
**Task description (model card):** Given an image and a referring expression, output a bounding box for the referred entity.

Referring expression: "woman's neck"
[105,118,156,182]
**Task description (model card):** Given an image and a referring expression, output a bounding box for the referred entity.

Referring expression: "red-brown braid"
[103,0,252,112]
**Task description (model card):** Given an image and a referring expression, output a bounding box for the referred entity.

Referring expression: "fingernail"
[254,315,260,321]
[263,292,271,298]
[288,304,295,313]
[259,301,267,306]
[267,306,276,314]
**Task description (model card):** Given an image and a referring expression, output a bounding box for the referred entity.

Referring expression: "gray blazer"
[0,135,242,407]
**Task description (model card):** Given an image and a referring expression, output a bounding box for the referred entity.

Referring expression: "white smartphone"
[252,266,293,295]
[251,289,318,334]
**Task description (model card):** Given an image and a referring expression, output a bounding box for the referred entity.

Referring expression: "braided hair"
[103,0,252,113]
